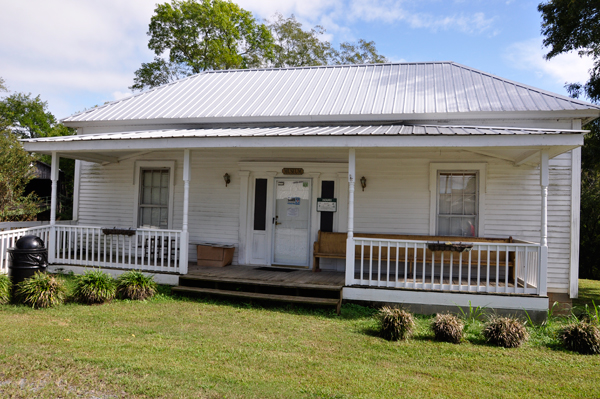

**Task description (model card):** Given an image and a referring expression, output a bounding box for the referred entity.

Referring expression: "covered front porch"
[9,125,580,313]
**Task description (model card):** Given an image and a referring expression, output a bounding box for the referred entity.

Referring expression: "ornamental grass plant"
[73,269,116,305]
[15,272,67,309]
[560,321,600,355]
[116,270,157,300]
[483,316,528,348]
[431,313,464,344]
[378,306,415,341]
[0,274,11,305]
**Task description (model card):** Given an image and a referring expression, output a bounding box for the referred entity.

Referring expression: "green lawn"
[1,279,599,398]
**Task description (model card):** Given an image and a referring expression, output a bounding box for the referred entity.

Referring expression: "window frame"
[429,163,486,237]
[133,161,175,230]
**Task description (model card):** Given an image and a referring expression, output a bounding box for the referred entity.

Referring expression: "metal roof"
[24,124,586,143]
[63,62,600,125]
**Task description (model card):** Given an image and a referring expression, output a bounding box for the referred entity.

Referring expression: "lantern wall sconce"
[223,173,231,187]
[360,176,367,191]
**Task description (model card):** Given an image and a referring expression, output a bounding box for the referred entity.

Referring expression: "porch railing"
[349,237,542,295]
[1,225,183,274]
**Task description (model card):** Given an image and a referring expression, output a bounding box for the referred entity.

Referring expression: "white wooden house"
[8,62,600,316]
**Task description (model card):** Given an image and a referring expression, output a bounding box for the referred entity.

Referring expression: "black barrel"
[7,235,48,287]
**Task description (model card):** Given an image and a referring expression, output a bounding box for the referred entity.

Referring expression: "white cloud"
[0,0,156,115]
[346,0,494,34]
[505,38,595,85]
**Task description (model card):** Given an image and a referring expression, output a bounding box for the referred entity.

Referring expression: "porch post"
[345,148,356,286]
[180,149,191,274]
[540,149,549,296]
[48,151,59,263]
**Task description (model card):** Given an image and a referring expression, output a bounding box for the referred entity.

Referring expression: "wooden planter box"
[196,243,235,267]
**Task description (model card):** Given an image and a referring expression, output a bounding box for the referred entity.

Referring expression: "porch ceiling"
[22,124,585,165]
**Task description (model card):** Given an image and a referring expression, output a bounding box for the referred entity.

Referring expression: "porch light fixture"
[223,173,231,187]
[360,176,367,191]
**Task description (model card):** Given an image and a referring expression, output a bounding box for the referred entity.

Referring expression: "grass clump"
[560,321,600,355]
[116,270,157,300]
[73,269,115,305]
[431,313,464,344]
[15,272,67,309]
[483,316,528,348]
[0,274,10,305]
[378,306,415,341]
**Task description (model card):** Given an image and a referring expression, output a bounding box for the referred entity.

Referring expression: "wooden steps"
[173,273,343,314]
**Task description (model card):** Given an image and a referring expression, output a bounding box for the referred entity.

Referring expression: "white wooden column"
[48,151,59,263]
[540,149,549,296]
[345,148,356,285]
[180,149,191,274]
[238,170,250,265]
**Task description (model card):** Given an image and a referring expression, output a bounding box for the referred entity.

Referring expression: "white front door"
[272,178,311,266]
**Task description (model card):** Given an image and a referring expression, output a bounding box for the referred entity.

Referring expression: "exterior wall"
[76,147,574,294]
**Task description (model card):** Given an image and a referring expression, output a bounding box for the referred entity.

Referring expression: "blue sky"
[0,0,594,120]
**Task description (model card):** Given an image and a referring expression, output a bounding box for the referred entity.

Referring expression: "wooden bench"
[312,231,515,279]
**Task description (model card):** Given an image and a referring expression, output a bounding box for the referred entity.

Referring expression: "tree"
[268,13,333,68]
[539,0,600,102]
[331,39,389,65]
[0,81,76,220]
[132,2,390,90]
[131,0,274,91]
[0,128,39,222]
[0,92,70,139]
[539,2,600,279]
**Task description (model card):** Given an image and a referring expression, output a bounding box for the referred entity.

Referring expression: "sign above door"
[282,168,304,175]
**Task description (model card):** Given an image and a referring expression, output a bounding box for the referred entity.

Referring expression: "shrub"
[378,306,415,341]
[116,270,157,300]
[15,272,67,309]
[0,274,11,305]
[483,316,528,348]
[560,322,600,355]
[73,269,116,304]
[432,313,464,344]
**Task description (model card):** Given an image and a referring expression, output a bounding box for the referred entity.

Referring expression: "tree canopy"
[539,0,600,101]
[540,1,600,279]
[0,79,76,220]
[131,0,274,91]
[132,1,388,91]
[0,92,72,139]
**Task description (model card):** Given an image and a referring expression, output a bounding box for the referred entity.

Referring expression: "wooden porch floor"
[185,265,345,287]
[184,265,529,290]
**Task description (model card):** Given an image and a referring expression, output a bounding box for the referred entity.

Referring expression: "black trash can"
[7,235,48,288]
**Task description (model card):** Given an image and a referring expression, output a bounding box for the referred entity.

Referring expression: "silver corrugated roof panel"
[63,62,600,124]
[24,124,585,143]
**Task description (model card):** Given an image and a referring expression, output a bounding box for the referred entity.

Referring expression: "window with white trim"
[437,171,478,237]
[138,168,170,229]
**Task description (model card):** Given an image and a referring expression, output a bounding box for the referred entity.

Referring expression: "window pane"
[152,171,161,187]
[464,194,476,215]
[160,187,169,206]
[438,217,450,236]
[143,187,152,204]
[439,193,451,214]
[464,217,476,237]
[151,208,160,227]
[141,208,152,227]
[439,174,449,194]
[464,175,476,194]
[161,172,169,189]
[451,194,463,215]
[160,208,168,228]
[450,217,462,236]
